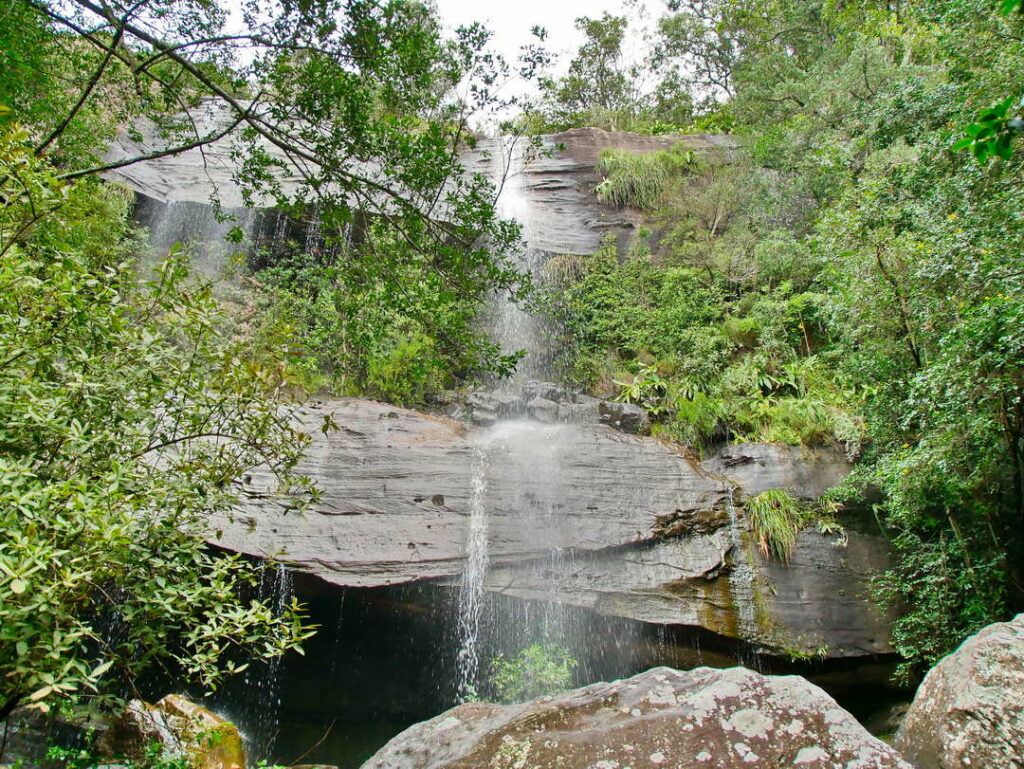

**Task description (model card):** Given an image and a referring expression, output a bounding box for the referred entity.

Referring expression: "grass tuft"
[745,488,806,563]
[595,146,696,211]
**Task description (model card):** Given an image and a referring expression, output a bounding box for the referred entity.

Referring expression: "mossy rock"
[98,694,246,769]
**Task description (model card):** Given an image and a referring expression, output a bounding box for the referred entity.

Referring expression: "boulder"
[465,391,525,425]
[525,396,559,423]
[464,383,650,435]
[98,694,245,769]
[894,614,1024,768]
[360,666,911,769]
[597,399,650,435]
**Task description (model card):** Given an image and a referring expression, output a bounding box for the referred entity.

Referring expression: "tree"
[2,0,531,379]
[0,129,315,720]
[547,0,1024,674]
[0,0,536,719]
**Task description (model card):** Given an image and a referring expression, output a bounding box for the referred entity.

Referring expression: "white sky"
[434,0,589,65]
[433,0,652,82]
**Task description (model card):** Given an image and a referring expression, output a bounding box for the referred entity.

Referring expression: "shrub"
[488,643,577,704]
[595,146,696,210]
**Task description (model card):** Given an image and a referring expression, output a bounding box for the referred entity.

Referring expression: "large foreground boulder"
[894,614,1024,768]
[361,666,910,769]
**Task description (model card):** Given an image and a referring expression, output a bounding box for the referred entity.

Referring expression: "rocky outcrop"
[213,398,893,657]
[216,398,725,587]
[98,694,246,769]
[104,105,734,257]
[464,128,736,255]
[463,382,650,434]
[894,614,1024,768]
[360,666,911,769]
[702,442,852,501]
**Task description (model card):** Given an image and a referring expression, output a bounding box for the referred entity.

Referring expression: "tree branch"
[36,20,126,155]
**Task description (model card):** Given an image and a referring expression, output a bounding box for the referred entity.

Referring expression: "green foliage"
[0,130,313,719]
[952,96,1024,161]
[546,0,1024,674]
[744,489,806,563]
[595,146,696,211]
[248,239,491,405]
[530,11,695,133]
[2,0,532,398]
[548,230,859,451]
[48,740,190,769]
[488,643,577,704]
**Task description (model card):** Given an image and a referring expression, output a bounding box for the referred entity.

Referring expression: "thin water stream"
[452,139,644,698]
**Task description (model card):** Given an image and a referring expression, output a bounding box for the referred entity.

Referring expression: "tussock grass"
[745,488,806,563]
[544,253,586,285]
[595,146,695,211]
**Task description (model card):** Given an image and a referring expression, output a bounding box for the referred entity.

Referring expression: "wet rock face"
[702,442,852,501]
[360,666,912,769]
[463,382,650,435]
[894,614,1024,769]
[217,398,724,588]
[215,398,893,657]
[463,128,737,255]
[104,110,735,257]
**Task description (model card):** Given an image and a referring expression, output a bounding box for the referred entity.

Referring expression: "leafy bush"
[595,146,696,210]
[488,643,577,704]
[0,130,313,720]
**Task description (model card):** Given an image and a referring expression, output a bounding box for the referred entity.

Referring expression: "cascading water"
[486,141,553,383]
[452,138,641,699]
[723,487,762,666]
[138,199,257,280]
[455,444,491,699]
[231,563,293,761]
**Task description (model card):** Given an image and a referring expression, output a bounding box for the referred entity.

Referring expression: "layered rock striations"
[109,116,890,660]
[213,396,893,658]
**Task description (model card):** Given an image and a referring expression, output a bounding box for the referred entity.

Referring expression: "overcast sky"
[432,0,656,109]
[434,0,651,77]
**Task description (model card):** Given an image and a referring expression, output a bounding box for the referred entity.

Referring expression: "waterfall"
[488,140,552,383]
[452,136,640,700]
[234,563,292,761]
[455,444,491,700]
[138,199,257,280]
[723,487,762,662]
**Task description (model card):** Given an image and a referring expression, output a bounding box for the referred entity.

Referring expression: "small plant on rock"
[745,489,807,563]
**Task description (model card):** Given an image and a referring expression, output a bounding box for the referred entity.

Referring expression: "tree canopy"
[545,0,1023,676]
[0,0,533,719]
